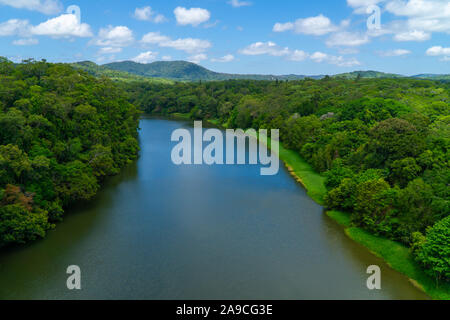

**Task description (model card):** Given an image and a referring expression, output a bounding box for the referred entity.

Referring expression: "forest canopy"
[0,58,140,247]
[122,77,449,283]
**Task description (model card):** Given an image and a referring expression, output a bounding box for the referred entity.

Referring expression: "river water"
[0,118,428,299]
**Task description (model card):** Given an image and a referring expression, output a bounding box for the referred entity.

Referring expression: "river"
[0,118,428,300]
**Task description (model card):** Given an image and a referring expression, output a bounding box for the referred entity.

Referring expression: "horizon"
[1,1,449,76]
[71,59,447,77]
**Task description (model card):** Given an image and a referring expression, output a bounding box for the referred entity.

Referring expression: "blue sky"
[0,0,449,75]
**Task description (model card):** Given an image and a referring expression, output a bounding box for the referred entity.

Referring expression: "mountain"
[101,60,322,81]
[72,60,449,82]
[70,61,173,84]
[411,74,450,81]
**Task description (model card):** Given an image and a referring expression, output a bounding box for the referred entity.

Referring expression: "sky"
[0,0,449,76]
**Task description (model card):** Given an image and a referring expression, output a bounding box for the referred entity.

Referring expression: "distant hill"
[411,74,450,81]
[101,60,321,81]
[332,70,404,79]
[72,60,449,82]
[70,61,173,84]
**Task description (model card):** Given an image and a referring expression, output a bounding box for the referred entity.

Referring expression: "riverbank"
[260,133,449,300]
[160,114,448,299]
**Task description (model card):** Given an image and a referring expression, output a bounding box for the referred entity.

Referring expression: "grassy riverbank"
[272,139,449,300]
[248,127,448,300]
[167,115,449,299]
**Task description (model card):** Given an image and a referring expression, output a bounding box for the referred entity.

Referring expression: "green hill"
[73,60,449,83]
[70,61,173,84]
[102,60,320,81]
[332,70,404,79]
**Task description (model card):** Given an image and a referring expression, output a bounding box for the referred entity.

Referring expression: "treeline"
[0,58,140,247]
[123,78,449,283]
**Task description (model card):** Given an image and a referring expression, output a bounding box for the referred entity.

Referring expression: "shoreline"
[258,130,449,300]
[151,114,448,300]
[206,118,448,300]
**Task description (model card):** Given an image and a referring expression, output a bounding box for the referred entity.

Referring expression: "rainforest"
[0,58,448,299]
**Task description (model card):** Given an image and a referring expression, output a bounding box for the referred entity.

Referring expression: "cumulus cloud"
[273,14,338,35]
[31,13,92,37]
[133,6,166,23]
[98,47,122,54]
[188,53,208,64]
[273,22,294,32]
[0,19,31,36]
[326,31,370,47]
[0,0,62,15]
[394,29,430,41]
[228,0,252,8]
[240,41,291,56]
[174,7,210,26]
[239,41,358,66]
[141,32,211,53]
[349,0,450,41]
[132,51,159,63]
[379,49,411,56]
[426,46,450,56]
[211,54,235,62]
[426,46,450,61]
[310,51,361,67]
[93,25,134,48]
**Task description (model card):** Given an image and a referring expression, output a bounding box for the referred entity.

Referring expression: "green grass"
[347,228,450,300]
[170,113,191,120]
[277,144,327,205]
[326,210,351,227]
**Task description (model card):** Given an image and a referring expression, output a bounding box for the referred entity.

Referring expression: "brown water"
[0,119,428,299]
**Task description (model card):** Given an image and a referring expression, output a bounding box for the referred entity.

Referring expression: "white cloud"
[239,41,357,66]
[13,37,38,45]
[132,51,158,63]
[98,47,122,54]
[31,13,92,38]
[273,22,294,32]
[311,51,361,67]
[141,32,170,44]
[289,50,308,61]
[394,29,430,41]
[379,49,411,56]
[0,19,30,36]
[134,6,167,23]
[348,0,450,41]
[94,25,134,48]
[141,32,211,53]
[163,38,212,53]
[228,0,252,8]
[347,0,384,13]
[162,55,172,61]
[274,15,338,36]
[0,0,62,15]
[240,41,291,56]
[188,53,208,64]
[426,46,450,60]
[174,7,210,26]
[211,54,235,62]
[426,46,450,56]
[326,31,370,47]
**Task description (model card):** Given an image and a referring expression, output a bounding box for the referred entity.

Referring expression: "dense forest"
[122,78,449,284]
[0,57,448,285]
[0,58,140,248]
